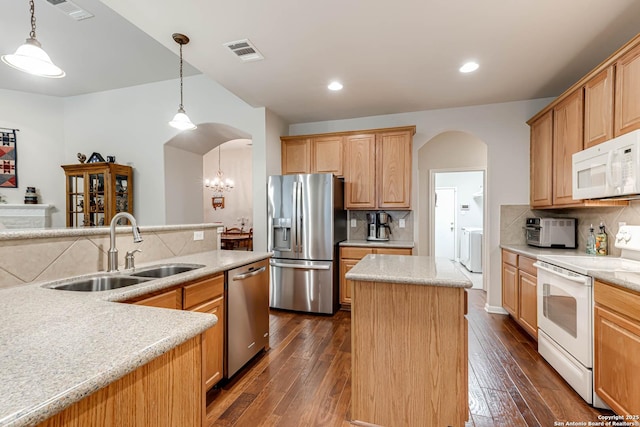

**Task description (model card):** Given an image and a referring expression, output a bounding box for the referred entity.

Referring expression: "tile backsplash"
[347,210,414,241]
[500,201,640,257]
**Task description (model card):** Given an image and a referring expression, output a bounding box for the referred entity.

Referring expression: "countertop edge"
[345,255,472,288]
[340,240,415,249]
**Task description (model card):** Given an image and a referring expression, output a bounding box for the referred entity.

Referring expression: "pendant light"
[2,0,65,78]
[169,33,196,131]
[204,145,234,193]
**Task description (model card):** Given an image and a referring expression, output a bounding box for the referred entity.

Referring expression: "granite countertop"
[346,254,472,288]
[0,250,271,427]
[340,239,415,249]
[501,244,640,294]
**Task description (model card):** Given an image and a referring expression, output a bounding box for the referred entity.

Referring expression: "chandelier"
[205,145,234,193]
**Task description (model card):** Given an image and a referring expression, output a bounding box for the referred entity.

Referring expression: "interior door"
[435,187,456,260]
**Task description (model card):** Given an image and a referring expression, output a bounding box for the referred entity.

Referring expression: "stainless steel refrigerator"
[267,173,347,314]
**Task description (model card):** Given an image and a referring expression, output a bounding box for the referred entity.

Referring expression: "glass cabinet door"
[67,174,85,227]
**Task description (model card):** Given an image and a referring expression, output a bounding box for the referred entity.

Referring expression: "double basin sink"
[48,263,205,292]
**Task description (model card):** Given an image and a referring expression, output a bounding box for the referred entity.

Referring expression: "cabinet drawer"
[502,249,518,267]
[341,247,374,259]
[183,274,225,309]
[134,288,182,309]
[375,248,412,256]
[518,255,537,276]
[595,280,640,323]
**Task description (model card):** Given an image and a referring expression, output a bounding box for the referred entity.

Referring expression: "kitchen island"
[346,254,471,427]
[0,250,270,427]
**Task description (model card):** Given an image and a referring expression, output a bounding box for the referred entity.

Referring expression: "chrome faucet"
[107,212,143,272]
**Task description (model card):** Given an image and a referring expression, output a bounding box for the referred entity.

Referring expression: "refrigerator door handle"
[270,262,331,270]
[297,180,303,254]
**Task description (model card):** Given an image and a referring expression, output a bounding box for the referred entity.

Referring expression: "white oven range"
[534,225,640,409]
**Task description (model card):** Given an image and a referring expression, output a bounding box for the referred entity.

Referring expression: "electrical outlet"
[399,219,406,228]
[351,218,357,228]
[193,231,204,241]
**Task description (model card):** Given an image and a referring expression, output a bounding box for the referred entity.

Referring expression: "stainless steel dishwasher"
[225,258,270,378]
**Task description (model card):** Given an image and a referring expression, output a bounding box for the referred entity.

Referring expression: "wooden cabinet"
[530,110,554,208]
[345,128,413,209]
[517,256,538,339]
[183,274,225,391]
[134,288,182,309]
[37,336,203,427]
[281,136,343,176]
[594,280,640,416]
[584,66,614,148]
[282,126,414,209]
[344,134,377,209]
[61,162,133,227]
[281,138,311,175]
[351,277,467,426]
[339,246,413,309]
[501,249,537,340]
[615,42,640,136]
[553,90,584,206]
[126,273,226,391]
[376,129,412,209]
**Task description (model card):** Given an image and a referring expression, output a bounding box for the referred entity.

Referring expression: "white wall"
[0,89,66,227]
[164,145,204,224]
[289,97,554,311]
[63,74,266,227]
[203,143,253,228]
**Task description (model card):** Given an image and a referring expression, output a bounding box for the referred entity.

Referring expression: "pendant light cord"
[29,0,36,39]
[179,43,184,108]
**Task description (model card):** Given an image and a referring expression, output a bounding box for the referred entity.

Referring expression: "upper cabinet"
[344,133,376,209]
[584,66,614,148]
[281,138,311,175]
[553,89,584,206]
[281,135,343,176]
[530,110,553,208]
[281,126,415,210]
[615,43,640,136]
[527,34,640,209]
[376,129,412,209]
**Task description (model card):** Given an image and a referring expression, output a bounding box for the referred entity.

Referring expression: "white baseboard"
[484,303,508,315]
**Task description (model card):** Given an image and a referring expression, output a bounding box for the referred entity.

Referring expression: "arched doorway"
[417,131,488,288]
[164,123,251,225]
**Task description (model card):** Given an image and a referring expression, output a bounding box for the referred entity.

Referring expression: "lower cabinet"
[183,274,225,391]
[134,288,182,309]
[594,280,640,415]
[125,273,225,392]
[339,246,413,309]
[501,249,538,340]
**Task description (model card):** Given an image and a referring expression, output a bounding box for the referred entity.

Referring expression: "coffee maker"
[366,212,392,241]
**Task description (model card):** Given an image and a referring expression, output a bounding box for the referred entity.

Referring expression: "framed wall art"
[212,196,225,210]
[0,129,17,188]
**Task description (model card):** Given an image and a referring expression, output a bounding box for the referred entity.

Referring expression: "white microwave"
[572,129,640,199]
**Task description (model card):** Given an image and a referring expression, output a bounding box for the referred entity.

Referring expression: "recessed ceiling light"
[328,81,343,91]
[459,62,479,73]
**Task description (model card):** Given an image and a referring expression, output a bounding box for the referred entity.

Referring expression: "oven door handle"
[533,262,590,284]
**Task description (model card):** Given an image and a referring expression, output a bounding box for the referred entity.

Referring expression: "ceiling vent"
[45,0,94,21]
[223,39,264,62]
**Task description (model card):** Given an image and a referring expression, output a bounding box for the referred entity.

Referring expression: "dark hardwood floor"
[206,290,612,426]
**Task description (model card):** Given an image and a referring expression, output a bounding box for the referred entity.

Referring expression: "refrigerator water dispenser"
[272,217,292,251]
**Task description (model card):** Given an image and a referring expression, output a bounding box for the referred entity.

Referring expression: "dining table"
[221,232,252,250]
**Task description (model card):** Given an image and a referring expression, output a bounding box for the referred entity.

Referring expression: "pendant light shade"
[168,33,196,131]
[1,1,65,78]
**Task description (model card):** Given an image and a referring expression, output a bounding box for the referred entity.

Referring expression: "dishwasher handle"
[270,262,331,270]
[232,266,267,281]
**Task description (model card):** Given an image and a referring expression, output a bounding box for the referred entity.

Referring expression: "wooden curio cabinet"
[61,162,133,227]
